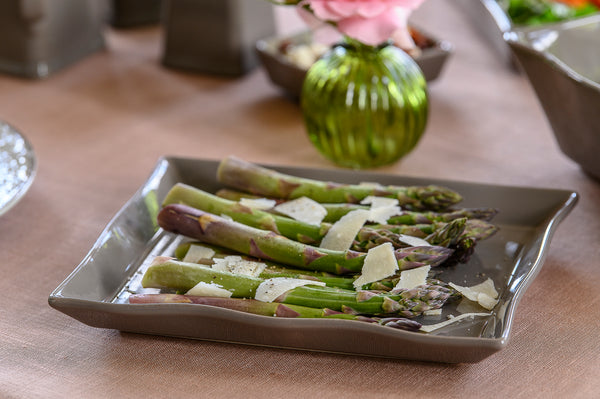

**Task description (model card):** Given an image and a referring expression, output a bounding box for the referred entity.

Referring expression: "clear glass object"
[301,38,429,169]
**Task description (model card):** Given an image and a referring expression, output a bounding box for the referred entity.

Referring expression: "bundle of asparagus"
[131,156,500,332]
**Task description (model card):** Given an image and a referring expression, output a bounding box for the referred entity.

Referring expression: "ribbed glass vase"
[301,38,429,169]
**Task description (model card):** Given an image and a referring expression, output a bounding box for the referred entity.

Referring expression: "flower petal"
[299,0,427,45]
[337,11,404,45]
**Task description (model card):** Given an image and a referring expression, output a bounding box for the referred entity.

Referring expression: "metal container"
[110,0,163,28]
[0,0,108,79]
[162,0,276,76]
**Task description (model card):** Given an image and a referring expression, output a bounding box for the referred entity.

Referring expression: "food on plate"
[501,0,599,25]
[130,156,500,333]
[215,156,462,210]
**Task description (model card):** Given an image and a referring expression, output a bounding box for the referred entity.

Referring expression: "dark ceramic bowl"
[456,0,599,68]
[256,28,452,98]
[505,15,600,180]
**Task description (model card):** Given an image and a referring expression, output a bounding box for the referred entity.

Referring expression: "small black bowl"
[256,28,453,99]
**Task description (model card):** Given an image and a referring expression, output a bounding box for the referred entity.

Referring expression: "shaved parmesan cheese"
[360,196,399,208]
[212,256,267,277]
[469,278,499,298]
[456,297,486,314]
[320,209,370,251]
[353,242,398,289]
[423,309,442,316]
[186,282,232,297]
[368,205,401,224]
[449,278,499,310]
[212,255,242,272]
[397,234,430,247]
[394,265,430,290]
[239,197,276,210]
[360,196,401,224]
[182,244,216,263]
[273,197,327,226]
[255,278,326,303]
[358,181,384,189]
[419,313,491,333]
[477,293,499,310]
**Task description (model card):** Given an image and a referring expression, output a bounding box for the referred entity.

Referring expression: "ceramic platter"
[49,157,577,363]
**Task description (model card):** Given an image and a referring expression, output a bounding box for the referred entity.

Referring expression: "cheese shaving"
[397,234,430,247]
[419,313,491,333]
[469,278,499,298]
[368,205,402,224]
[360,196,399,208]
[456,297,486,314]
[394,265,430,290]
[255,278,326,303]
[353,242,398,289]
[239,197,277,210]
[320,209,370,251]
[212,256,267,277]
[273,197,327,226]
[358,181,385,189]
[449,278,499,310]
[186,282,232,298]
[182,244,216,263]
[360,196,401,224]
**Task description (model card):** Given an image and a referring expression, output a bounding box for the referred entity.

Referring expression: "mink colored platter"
[49,157,577,363]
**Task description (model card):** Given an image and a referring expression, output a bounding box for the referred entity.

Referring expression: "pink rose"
[301,0,425,46]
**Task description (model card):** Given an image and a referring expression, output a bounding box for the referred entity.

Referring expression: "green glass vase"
[301,38,429,169]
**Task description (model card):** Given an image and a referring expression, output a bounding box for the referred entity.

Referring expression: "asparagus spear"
[425,218,467,247]
[164,183,327,245]
[369,219,498,242]
[320,205,498,225]
[387,208,499,224]
[175,241,354,288]
[128,294,423,331]
[216,188,283,204]
[216,188,368,223]
[364,219,497,264]
[174,242,460,292]
[141,259,455,316]
[216,156,462,211]
[461,219,500,241]
[129,293,358,319]
[352,218,468,251]
[163,183,478,253]
[158,204,453,275]
[216,188,498,225]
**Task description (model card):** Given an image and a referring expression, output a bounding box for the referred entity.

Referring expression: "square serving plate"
[48,157,577,363]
